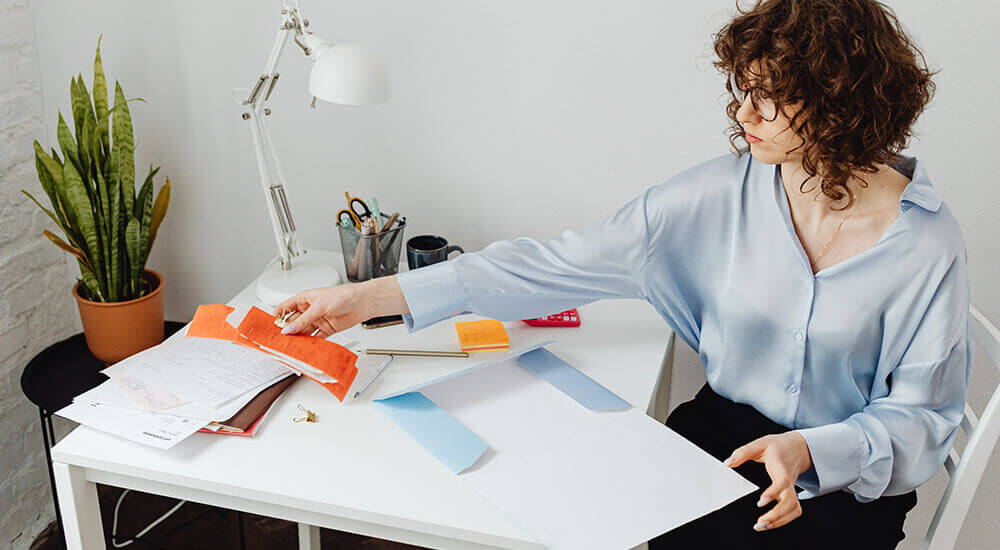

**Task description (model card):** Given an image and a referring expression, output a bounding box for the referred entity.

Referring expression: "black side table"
[20,321,186,544]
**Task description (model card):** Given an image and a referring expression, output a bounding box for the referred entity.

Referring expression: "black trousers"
[649,384,917,550]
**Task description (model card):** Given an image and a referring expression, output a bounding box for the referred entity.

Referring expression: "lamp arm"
[256,106,304,257]
[243,10,305,270]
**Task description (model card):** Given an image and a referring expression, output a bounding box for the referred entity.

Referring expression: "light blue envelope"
[514,347,630,411]
[373,391,488,474]
[373,341,631,474]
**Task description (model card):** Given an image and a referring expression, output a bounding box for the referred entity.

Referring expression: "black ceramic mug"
[406,235,464,269]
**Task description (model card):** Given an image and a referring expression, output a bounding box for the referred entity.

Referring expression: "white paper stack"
[55,336,299,449]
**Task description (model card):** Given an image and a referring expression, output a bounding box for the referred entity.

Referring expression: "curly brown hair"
[712,0,938,209]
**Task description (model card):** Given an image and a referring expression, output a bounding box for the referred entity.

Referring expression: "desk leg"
[53,462,105,549]
[297,523,321,550]
[648,333,676,423]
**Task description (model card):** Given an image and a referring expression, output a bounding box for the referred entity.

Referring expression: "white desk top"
[52,273,672,548]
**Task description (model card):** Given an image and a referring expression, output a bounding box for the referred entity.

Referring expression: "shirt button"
[787,384,800,395]
[794,330,804,342]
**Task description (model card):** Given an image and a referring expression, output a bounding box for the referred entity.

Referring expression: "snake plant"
[22,36,170,302]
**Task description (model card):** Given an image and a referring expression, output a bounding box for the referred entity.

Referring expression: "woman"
[276,0,972,546]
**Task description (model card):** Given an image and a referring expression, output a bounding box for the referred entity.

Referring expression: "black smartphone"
[361,314,404,329]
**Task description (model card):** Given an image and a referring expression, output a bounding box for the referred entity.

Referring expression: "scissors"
[336,191,372,229]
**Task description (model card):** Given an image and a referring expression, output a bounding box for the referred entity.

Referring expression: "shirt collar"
[897,156,942,212]
[768,155,943,213]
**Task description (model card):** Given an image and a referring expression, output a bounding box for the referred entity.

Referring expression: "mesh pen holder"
[338,213,406,282]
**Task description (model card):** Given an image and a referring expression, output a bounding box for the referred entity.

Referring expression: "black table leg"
[39,408,66,545]
[237,510,246,550]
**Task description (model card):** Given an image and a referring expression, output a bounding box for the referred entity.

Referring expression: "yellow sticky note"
[455,319,510,353]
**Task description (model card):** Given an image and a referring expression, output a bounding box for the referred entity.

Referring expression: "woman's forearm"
[359,275,411,318]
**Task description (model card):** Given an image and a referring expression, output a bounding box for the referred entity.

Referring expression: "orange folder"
[186,304,359,402]
[236,306,359,401]
[187,304,259,349]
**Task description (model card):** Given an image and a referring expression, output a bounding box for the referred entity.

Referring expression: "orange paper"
[455,319,510,353]
[187,304,261,350]
[237,306,359,401]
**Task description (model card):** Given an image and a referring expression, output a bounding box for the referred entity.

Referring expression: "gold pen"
[363,348,469,358]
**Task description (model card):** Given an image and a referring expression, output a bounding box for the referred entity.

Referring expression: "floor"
[31,484,420,550]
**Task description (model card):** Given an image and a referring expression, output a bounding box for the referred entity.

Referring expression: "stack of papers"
[54,303,359,449]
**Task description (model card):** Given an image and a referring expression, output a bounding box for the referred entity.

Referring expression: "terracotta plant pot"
[73,269,165,365]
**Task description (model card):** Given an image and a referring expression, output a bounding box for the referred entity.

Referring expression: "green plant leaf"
[75,76,107,233]
[69,77,86,157]
[108,97,146,114]
[125,216,141,297]
[76,259,103,301]
[33,142,64,217]
[148,177,170,260]
[135,164,158,216]
[60,159,106,298]
[108,159,122,301]
[56,111,84,178]
[135,166,154,267]
[74,75,103,208]
[30,145,85,250]
[93,168,113,301]
[22,190,66,236]
[93,34,109,156]
[110,81,135,216]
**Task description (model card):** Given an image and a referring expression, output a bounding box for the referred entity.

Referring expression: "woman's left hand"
[724,431,813,532]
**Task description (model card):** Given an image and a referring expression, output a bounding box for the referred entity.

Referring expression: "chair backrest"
[922,306,1000,549]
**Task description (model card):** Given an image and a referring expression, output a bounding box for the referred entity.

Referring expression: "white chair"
[922,305,1000,549]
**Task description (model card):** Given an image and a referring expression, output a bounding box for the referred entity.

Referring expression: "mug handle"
[446,245,464,258]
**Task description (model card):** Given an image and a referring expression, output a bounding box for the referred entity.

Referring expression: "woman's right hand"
[273,285,368,339]
[272,275,410,338]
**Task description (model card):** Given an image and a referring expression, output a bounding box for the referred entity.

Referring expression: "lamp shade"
[307,39,390,106]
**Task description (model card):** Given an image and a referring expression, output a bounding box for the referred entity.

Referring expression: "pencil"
[363,348,469,358]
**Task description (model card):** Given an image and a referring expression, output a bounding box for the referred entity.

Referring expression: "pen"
[353,217,374,280]
[374,212,402,272]
[380,212,400,234]
[363,217,376,280]
[363,348,469,358]
[353,355,394,399]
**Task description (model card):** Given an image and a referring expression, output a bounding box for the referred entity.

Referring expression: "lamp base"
[256,249,344,308]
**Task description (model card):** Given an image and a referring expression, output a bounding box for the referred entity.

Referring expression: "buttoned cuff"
[395,260,468,333]
[794,422,863,499]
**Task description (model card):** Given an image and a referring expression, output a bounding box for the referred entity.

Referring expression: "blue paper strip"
[373,392,488,474]
[515,348,630,411]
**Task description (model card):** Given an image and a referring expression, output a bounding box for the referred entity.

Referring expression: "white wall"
[20,0,1000,547]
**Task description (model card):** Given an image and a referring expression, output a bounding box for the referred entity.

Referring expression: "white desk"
[52,270,675,549]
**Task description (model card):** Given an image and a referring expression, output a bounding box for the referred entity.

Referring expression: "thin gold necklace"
[813,193,858,264]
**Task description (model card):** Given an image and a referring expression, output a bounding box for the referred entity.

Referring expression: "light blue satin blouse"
[394,152,973,502]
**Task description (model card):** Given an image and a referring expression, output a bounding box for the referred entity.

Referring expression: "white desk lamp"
[238,0,390,307]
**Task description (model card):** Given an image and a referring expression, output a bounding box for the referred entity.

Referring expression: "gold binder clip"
[293,404,317,423]
[274,310,295,329]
